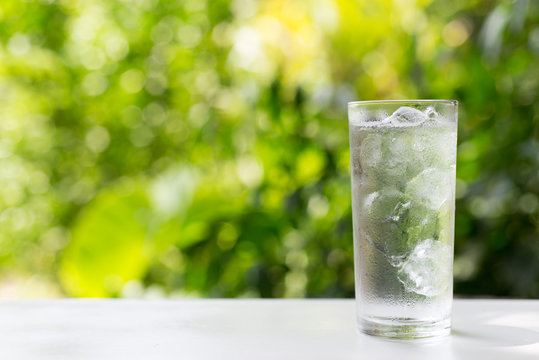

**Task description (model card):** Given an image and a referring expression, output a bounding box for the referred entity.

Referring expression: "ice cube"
[424,106,439,120]
[360,188,405,221]
[396,238,452,297]
[423,125,458,168]
[386,134,419,179]
[358,189,410,257]
[388,106,427,127]
[359,133,383,175]
[436,198,455,245]
[362,191,379,212]
[403,202,439,245]
[405,168,453,210]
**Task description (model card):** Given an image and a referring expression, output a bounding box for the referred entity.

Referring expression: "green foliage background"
[0,0,538,298]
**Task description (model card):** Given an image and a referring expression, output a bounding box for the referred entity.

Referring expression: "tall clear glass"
[348,100,458,339]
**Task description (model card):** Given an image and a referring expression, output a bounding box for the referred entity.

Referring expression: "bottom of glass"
[359,316,451,339]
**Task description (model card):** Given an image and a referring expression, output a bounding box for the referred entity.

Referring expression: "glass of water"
[348,100,458,339]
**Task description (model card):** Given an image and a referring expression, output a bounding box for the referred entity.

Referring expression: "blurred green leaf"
[59,183,151,297]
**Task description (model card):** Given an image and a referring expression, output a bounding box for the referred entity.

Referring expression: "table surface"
[0,299,538,359]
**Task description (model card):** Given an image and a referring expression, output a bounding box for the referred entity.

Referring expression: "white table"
[0,299,538,359]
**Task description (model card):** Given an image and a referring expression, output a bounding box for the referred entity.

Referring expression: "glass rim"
[348,99,458,106]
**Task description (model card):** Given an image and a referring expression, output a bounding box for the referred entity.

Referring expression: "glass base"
[359,316,451,339]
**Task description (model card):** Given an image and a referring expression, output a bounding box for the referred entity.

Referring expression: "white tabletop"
[0,299,538,359]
